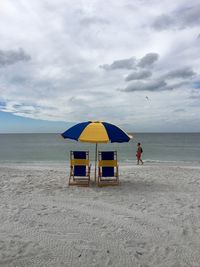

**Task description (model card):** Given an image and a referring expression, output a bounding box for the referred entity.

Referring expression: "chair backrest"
[98,151,117,177]
[71,151,89,177]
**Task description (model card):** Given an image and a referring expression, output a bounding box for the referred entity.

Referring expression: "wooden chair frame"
[69,151,91,186]
[97,151,119,187]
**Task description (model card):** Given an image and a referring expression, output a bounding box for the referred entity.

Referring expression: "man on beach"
[136,142,143,165]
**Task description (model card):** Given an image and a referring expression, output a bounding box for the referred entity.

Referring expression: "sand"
[0,161,200,267]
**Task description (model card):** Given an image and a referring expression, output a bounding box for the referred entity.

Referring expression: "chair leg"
[97,173,119,187]
[68,173,90,187]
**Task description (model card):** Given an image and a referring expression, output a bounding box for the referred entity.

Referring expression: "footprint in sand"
[0,239,44,265]
[105,257,112,266]
[124,240,147,257]
[41,205,48,210]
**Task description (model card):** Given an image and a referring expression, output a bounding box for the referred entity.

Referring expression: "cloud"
[169,81,190,89]
[121,80,168,92]
[100,57,135,70]
[0,101,6,108]
[100,53,159,71]
[152,5,200,31]
[152,15,175,31]
[0,48,31,67]
[1,100,65,121]
[125,70,152,81]
[189,89,200,99]
[0,0,200,131]
[137,53,159,68]
[173,108,185,113]
[164,67,196,79]
[80,16,109,26]
[178,5,200,28]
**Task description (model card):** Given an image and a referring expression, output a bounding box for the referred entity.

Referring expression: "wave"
[124,158,200,164]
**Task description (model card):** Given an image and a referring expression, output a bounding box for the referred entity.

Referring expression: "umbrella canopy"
[61,121,131,143]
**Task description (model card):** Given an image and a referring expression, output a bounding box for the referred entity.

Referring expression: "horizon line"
[0,132,200,134]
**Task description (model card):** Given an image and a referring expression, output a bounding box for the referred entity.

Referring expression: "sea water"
[0,133,200,163]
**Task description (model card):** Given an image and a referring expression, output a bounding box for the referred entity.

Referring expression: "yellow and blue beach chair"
[98,151,119,186]
[69,151,91,186]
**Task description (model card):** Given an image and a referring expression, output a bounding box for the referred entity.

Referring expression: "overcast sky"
[0,0,200,132]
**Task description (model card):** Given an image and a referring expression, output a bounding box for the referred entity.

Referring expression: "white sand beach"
[0,162,200,267]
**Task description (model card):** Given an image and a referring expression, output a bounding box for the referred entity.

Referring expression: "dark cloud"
[80,16,109,26]
[100,57,135,70]
[0,48,31,67]
[137,53,159,68]
[174,108,185,113]
[121,80,168,92]
[165,67,196,79]
[152,5,200,31]
[125,70,152,81]
[178,5,200,28]
[100,53,159,71]
[152,15,175,31]
[170,81,190,89]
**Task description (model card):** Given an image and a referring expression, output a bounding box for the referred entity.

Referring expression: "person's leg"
[137,155,141,165]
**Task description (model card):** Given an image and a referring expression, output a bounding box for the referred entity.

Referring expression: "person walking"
[136,142,143,165]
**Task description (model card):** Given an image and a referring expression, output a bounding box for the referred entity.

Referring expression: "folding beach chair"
[97,151,119,186]
[69,151,91,186]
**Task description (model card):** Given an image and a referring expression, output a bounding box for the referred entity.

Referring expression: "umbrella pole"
[94,143,98,183]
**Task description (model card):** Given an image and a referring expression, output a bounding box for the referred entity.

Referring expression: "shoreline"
[0,159,200,168]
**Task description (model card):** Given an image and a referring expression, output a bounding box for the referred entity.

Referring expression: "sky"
[0,0,200,133]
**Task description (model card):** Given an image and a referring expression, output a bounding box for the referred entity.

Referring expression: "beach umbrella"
[61,121,131,181]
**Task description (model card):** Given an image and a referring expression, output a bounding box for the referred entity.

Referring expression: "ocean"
[0,133,200,163]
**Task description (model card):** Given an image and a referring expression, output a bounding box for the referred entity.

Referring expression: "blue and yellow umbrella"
[61,121,131,180]
[61,121,131,143]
